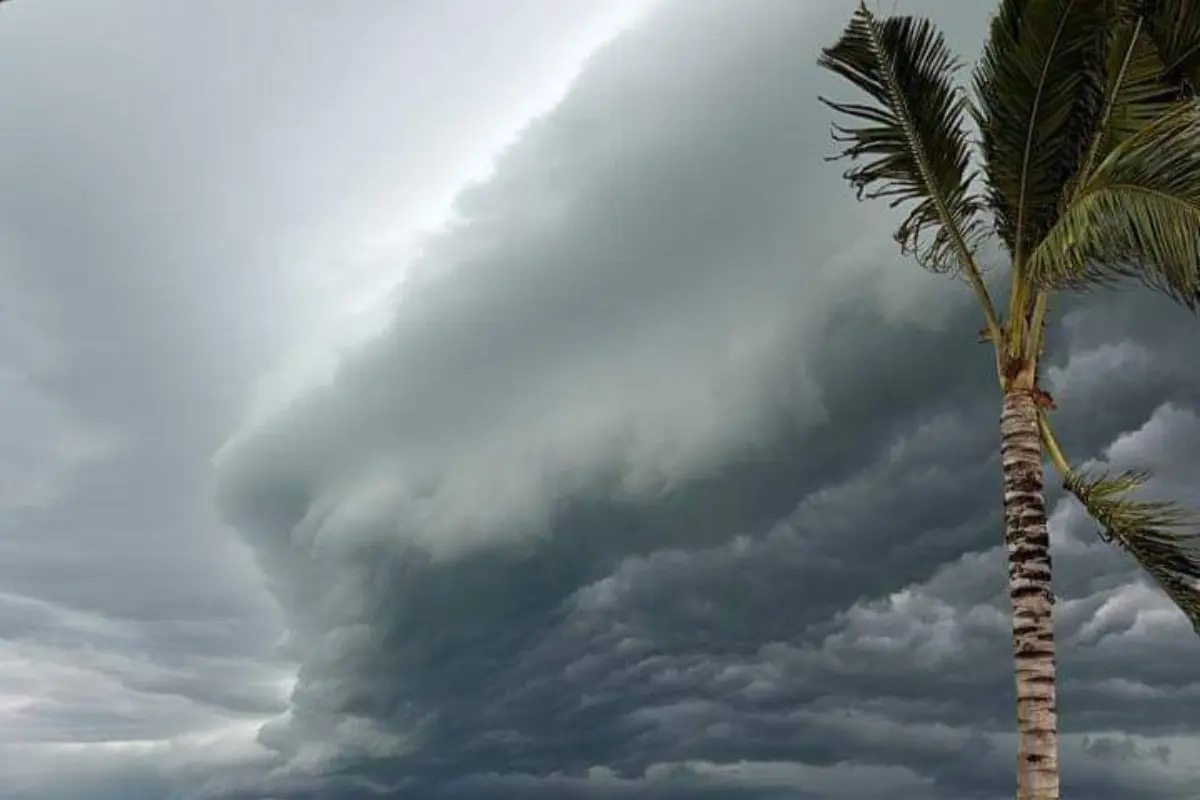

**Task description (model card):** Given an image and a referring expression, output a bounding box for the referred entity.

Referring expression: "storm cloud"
[213,1,1200,799]
[3,0,1200,798]
[0,0,645,797]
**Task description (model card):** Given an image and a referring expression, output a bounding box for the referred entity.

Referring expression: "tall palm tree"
[818,1,1200,798]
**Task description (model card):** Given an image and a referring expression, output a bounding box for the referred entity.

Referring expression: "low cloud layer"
[212,1,1200,799]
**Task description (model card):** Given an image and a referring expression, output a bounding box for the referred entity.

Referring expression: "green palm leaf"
[817,3,983,275]
[974,0,1110,265]
[1077,15,1177,175]
[1025,101,1200,307]
[1065,468,1200,632]
[1142,0,1200,92]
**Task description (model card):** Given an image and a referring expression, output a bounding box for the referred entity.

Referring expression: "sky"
[1,1,1200,799]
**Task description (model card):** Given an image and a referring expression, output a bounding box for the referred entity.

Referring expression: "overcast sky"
[2,1,1200,799]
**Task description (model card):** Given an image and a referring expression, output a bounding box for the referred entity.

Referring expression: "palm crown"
[819,0,1200,632]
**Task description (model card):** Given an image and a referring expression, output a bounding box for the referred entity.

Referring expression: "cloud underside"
[215,1,1200,798]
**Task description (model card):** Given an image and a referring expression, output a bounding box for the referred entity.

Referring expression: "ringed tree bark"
[1001,384,1058,798]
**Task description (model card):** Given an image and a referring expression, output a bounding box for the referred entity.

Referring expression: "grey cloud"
[446,760,937,800]
[2,0,1196,798]
[0,0,642,787]
[213,1,1200,799]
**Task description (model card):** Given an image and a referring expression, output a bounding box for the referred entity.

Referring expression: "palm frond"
[973,0,1110,265]
[1141,0,1200,93]
[1076,15,1178,176]
[1065,468,1200,632]
[817,3,984,275]
[1025,101,1200,308]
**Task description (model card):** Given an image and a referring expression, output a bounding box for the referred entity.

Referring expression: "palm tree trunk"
[1001,388,1060,800]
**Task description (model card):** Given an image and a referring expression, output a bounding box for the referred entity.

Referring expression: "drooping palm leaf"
[1141,0,1200,92]
[1065,468,1200,632]
[974,0,1110,265]
[817,3,984,276]
[1025,101,1200,307]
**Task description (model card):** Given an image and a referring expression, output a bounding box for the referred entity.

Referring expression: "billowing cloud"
[3,0,1198,797]
[0,0,662,797]
[213,1,1200,799]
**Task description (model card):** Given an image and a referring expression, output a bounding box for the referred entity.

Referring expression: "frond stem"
[1025,290,1051,363]
[1163,42,1200,77]
[1079,181,1200,215]
[862,10,1002,342]
[1012,2,1076,268]
[1005,269,1031,369]
[1038,412,1072,482]
[1076,16,1143,187]
[963,260,1003,347]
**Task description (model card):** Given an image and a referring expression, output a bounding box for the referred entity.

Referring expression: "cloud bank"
[213,1,1200,798]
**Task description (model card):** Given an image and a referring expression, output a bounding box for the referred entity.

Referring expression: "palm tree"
[818,1,1200,798]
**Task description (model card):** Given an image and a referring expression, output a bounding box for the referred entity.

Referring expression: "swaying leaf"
[1065,468,1200,632]
[1025,101,1200,307]
[817,3,983,274]
[974,0,1110,265]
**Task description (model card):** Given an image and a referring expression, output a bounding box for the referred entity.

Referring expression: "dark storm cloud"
[1,0,641,793]
[3,0,679,792]
[212,1,1200,799]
